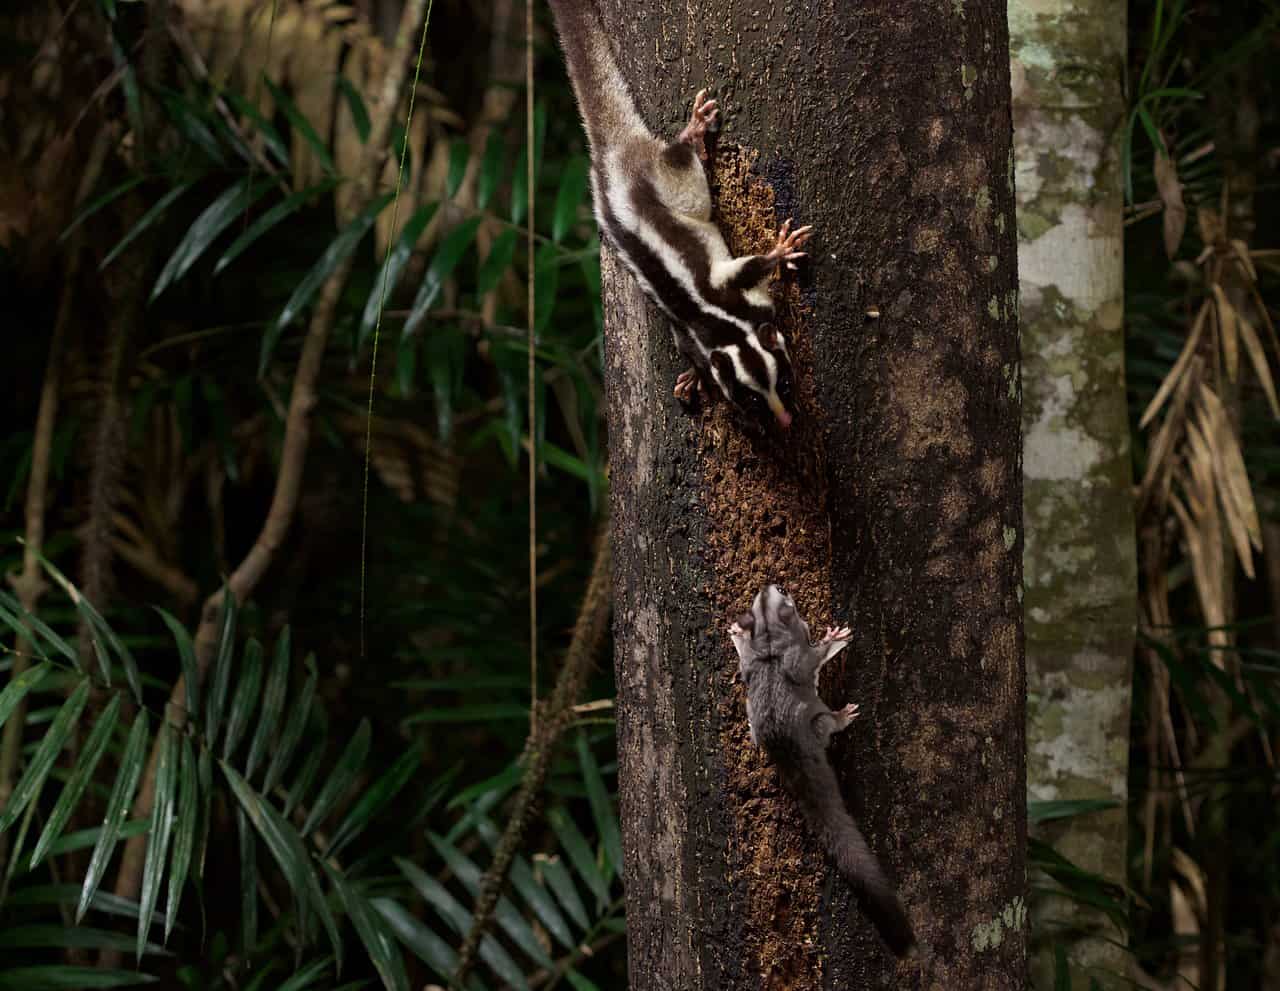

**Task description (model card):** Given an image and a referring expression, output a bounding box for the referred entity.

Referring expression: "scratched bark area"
[601,1,1025,988]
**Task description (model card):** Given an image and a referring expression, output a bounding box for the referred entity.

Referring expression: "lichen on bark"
[1011,1,1137,987]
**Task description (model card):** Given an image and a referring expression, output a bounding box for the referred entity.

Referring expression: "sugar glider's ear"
[757,323,777,350]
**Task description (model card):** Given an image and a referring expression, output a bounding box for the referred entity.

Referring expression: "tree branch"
[451,531,612,986]
[0,127,111,879]
[105,0,433,915]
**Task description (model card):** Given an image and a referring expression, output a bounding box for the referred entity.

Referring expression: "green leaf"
[264,192,395,373]
[427,832,553,968]
[0,967,158,989]
[284,704,328,819]
[31,551,142,699]
[195,745,213,882]
[30,693,120,866]
[403,217,483,338]
[372,897,458,981]
[223,638,264,761]
[427,326,464,441]
[153,607,199,723]
[338,75,371,142]
[0,595,76,667]
[223,90,290,166]
[476,228,517,299]
[214,181,339,276]
[158,90,226,166]
[101,181,198,270]
[446,139,470,199]
[396,331,418,397]
[204,586,237,748]
[511,147,530,226]
[576,732,621,882]
[534,242,559,333]
[60,176,145,243]
[262,76,335,176]
[301,718,370,836]
[37,820,148,862]
[510,100,547,226]
[0,924,166,955]
[137,721,177,959]
[274,957,332,991]
[245,628,291,782]
[324,866,409,991]
[221,763,342,970]
[237,806,257,951]
[359,202,440,349]
[264,654,316,793]
[165,736,198,940]
[151,178,273,300]
[476,131,505,211]
[79,712,150,922]
[395,858,528,991]
[0,679,90,832]
[1028,799,1120,824]
[552,157,589,243]
[565,972,602,991]
[539,853,589,931]
[475,818,574,949]
[9,884,157,925]
[547,806,608,908]
[0,661,52,730]
[327,740,423,859]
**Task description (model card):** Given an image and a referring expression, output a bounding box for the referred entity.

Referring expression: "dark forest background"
[0,0,1276,987]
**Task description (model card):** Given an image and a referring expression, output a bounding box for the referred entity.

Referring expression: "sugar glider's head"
[706,324,795,429]
[728,583,809,663]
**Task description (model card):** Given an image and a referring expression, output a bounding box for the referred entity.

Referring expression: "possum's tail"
[781,749,918,958]
[544,0,649,151]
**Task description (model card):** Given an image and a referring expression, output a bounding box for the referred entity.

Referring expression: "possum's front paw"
[767,219,814,271]
[820,625,852,644]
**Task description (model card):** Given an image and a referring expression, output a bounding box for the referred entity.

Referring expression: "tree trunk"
[1008,2,1135,987]
[601,2,1025,987]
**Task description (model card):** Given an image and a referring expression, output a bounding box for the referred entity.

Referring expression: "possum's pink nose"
[775,408,793,429]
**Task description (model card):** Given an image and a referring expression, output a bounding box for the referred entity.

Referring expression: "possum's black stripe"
[629,177,775,329]
[726,256,776,291]
[596,172,773,396]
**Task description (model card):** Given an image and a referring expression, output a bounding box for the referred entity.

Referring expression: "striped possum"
[546,0,809,428]
[729,584,917,958]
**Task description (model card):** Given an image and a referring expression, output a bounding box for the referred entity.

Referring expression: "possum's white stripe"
[602,152,783,393]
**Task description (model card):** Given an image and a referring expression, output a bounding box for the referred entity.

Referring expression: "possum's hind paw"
[678,88,718,160]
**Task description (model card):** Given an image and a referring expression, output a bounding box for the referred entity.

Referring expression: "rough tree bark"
[1009,2,1135,987]
[601,1,1025,988]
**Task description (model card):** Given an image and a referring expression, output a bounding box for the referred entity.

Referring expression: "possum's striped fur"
[546,0,808,428]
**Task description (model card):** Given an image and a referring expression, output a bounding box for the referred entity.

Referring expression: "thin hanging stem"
[527,0,538,735]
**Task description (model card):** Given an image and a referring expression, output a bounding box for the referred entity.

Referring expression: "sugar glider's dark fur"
[545,0,810,427]
[730,584,917,958]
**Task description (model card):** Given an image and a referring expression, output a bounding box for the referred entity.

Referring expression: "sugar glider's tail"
[545,0,649,151]
[781,748,918,958]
